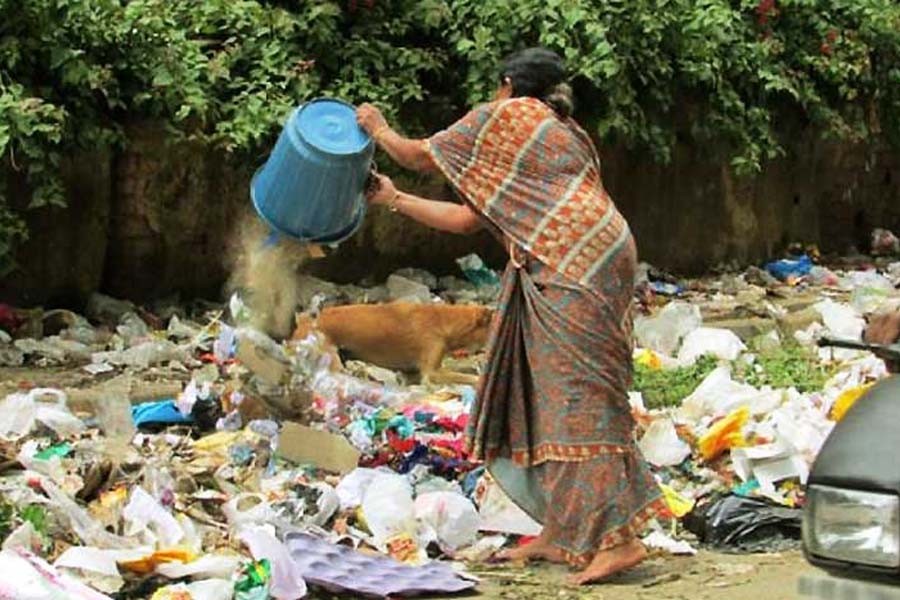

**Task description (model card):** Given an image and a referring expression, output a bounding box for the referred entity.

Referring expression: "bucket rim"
[250,167,367,244]
[292,97,374,157]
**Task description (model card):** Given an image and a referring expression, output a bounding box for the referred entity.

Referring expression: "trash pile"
[633,246,900,552]
[0,240,898,598]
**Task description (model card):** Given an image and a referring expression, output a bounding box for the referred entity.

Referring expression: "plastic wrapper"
[697,406,749,461]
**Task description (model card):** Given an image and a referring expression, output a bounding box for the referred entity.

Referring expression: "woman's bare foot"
[567,539,647,586]
[493,533,566,564]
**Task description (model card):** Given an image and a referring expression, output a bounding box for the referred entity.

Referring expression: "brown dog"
[293,302,493,385]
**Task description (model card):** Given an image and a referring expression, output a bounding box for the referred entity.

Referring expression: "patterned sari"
[428,97,665,566]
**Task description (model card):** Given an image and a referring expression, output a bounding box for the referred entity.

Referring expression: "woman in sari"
[356,47,665,585]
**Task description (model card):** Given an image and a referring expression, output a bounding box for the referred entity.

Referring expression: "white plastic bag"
[414,491,480,551]
[239,526,307,600]
[0,548,114,600]
[677,327,746,365]
[815,299,865,340]
[638,418,691,467]
[0,388,84,440]
[122,487,184,547]
[634,302,702,356]
[361,473,417,545]
[222,493,278,531]
[335,468,380,510]
[680,366,783,421]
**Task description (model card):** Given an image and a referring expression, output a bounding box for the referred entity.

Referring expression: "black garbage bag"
[190,396,224,432]
[683,494,802,549]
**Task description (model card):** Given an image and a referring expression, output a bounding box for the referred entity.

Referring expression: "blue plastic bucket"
[251,98,374,244]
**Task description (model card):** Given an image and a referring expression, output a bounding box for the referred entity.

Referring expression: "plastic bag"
[238,527,307,600]
[0,548,114,600]
[697,406,750,461]
[223,494,277,530]
[815,299,865,340]
[679,366,782,421]
[677,327,746,365]
[0,388,84,440]
[474,476,542,537]
[638,418,691,467]
[386,274,432,303]
[683,495,801,548]
[414,491,480,551]
[122,487,185,547]
[765,255,812,281]
[39,477,133,549]
[456,254,500,287]
[361,473,417,545]
[634,302,702,356]
[335,468,380,510]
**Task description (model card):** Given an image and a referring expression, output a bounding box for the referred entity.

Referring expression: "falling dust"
[226,212,315,339]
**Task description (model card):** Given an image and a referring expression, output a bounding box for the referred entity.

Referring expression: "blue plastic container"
[251,98,374,244]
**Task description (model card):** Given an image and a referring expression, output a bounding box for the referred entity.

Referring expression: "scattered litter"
[285,531,476,597]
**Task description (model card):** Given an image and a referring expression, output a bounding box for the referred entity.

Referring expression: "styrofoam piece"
[284,532,475,598]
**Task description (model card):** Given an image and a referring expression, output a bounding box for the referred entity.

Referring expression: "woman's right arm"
[375,128,435,173]
[357,104,435,173]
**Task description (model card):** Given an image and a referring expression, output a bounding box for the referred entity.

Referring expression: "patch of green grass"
[735,342,831,393]
[20,505,48,536]
[633,355,719,410]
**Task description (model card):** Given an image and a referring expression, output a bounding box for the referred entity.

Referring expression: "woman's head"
[496,47,574,118]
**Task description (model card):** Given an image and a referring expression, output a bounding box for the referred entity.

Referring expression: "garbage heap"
[0,249,898,599]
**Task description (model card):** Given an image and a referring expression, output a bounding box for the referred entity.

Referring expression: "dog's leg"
[425,369,481,386]
[418,342,447,387]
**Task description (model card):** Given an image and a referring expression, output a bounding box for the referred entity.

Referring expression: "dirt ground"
[460,550,815,600]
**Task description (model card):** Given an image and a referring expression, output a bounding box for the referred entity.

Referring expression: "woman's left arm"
[368,174,482,235]
[357,104,434,173]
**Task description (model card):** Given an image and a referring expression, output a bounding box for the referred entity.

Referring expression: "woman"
[357,47,665,585]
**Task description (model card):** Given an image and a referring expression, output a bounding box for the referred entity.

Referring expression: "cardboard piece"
[279,422,361,474]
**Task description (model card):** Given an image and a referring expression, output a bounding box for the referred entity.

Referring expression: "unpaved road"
[456,550,814,600]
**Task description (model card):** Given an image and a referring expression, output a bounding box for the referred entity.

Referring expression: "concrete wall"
[2,121,898,307]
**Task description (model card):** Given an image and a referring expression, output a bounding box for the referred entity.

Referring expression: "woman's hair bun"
[543,82,574,118]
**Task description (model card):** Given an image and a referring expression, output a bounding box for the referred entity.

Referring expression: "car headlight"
[804,484,900,569]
